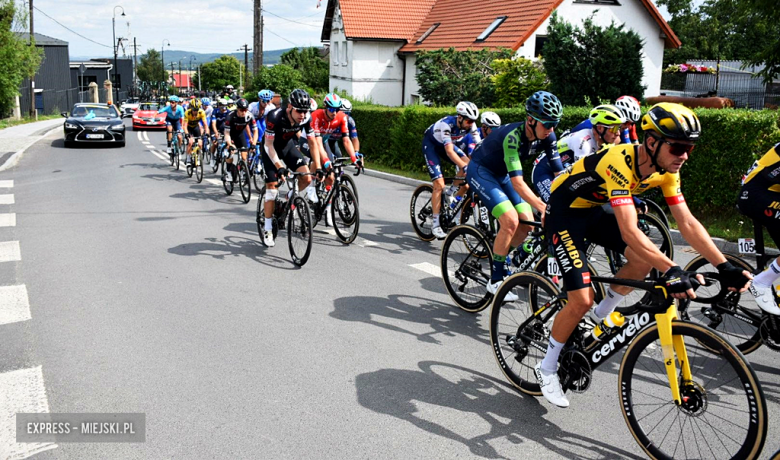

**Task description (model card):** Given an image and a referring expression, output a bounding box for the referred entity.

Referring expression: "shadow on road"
[167,235,299,270]
[331,294,488,346]
[49,138,124,149]
[356,217,441,256]
[355,360,642,459]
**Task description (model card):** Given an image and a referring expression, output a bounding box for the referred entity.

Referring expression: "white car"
[120,98,140,118]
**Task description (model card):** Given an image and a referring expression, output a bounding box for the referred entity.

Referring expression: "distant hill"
[72,48,312,69]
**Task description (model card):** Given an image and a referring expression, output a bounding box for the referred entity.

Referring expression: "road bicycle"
[490,270,767,460]
[410,176,470,241]
[202,134,212,166]
[221,147,251,203]
[679,217,780,354]
[211,135,228,174]
[169,129,184,170]
[247,144,265,192]
[185,135,204,184]
[309,157,360,244]
[256,172,314,266]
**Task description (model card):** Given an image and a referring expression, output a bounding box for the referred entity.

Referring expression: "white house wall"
[403,54,421,106]
[515,0,666,97]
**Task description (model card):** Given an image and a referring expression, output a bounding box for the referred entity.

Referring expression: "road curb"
[670,228,778,256]
[358,167,427,188]
[0,126,61,172]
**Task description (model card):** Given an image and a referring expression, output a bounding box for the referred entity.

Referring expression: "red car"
[131,102,167,130]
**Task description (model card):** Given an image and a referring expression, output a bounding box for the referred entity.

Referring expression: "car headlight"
[110,123,125,130]
[64,122,80,130]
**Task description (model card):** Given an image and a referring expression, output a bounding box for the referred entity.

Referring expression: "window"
[333,42,340,68]
[411,94,421,105]
[79,75,97,91]
[476,16,507,42]
[534,36,548,57]
[416,23,440,44]
[342,41,348,66]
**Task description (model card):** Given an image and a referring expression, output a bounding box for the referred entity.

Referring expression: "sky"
[16,0,327,57]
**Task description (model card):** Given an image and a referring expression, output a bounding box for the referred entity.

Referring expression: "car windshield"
[139,103,159,111]
[72,106,118,118]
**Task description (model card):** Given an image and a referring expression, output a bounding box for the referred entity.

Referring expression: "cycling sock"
[264,219,273,232]
[507,246,518,265]
[541,337,565,374]
[593,287,625,319]
[433,214,440,227]
[754,258,780,288]
[491,254,507,283]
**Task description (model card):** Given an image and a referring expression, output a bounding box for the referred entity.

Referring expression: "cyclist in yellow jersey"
[739,142,780,314]
[183,98,209,165]
[535,103,752,408]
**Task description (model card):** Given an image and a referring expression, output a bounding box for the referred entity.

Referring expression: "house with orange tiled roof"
[321,0,680,106]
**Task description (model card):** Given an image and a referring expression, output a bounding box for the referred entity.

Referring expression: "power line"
[263,27,302,47]
[33,6,111,48]
[262,9,320,28]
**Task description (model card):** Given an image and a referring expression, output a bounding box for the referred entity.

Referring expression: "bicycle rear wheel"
[212,147,221,173]
[489,271,562,395]
[256,185,280,245]
[287,196,313,266]
[186,150,194,178]
[679,254,763,354]
[440,225,493,312]
[238,161,251,203]
[644,198,670,229]
[340,174,359,203]
[410,184,435,241]
[195,151,203,183]
[332,185,360,244]
[620,321,767,460]
[174,143,180,170]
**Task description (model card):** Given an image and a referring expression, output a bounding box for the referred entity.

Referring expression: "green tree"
[415,47,513,107]
[246,64,306,101]
[0,0,42,116]
[491,58,549,108]
[542,12,644,106]
[136,48,164,83]
[199,55,243,91]
[279,47,328,92]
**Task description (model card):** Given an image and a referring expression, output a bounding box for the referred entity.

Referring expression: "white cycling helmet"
[480,111,501,128]
[310,98,318,111]
[456,101,479,121]
[341,99,352,113]
[615,95,641,123]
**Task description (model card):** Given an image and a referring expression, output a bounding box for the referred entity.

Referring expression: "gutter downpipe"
[400,51,406,106]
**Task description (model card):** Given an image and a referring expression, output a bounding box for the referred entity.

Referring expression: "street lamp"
[112,5,125,104]
[188,56,197,93]
[161,39,171,95]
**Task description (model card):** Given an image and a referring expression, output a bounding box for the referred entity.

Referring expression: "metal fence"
[660,69,780,109]
[15,87,129,117]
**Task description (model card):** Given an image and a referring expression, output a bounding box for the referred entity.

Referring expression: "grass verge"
[0,114,62,131]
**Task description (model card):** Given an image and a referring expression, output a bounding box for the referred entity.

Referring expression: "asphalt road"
[0,121,778,459]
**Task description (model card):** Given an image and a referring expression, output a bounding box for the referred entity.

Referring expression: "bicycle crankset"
[559,349,591,393]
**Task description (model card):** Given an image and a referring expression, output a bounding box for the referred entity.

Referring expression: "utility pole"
[237,44,251,93]
[170,62,175,93]
[253,0,263,74]
[29,0,36,119]
[132,37,138,96]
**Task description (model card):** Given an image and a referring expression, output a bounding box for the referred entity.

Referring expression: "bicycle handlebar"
[589,272,724,313]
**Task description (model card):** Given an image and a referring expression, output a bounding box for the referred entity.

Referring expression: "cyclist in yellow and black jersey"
[183,98,209,165]
[739,142,780,315]
[536,103,752,409]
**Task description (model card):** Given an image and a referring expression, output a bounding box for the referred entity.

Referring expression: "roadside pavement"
[0,118,64,171]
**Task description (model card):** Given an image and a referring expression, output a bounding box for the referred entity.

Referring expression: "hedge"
[351,105,780,215]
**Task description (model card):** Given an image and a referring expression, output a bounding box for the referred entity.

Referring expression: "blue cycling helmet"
[168,95,179,103]
[323,93,342,109]
[258,89,274,103]
[525,91,562,122]
[201,97,211,106]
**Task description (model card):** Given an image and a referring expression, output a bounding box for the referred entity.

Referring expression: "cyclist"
[158,95,185,155]
[465,92,558,300]
[183,98,209,165]
[444,111,502,202]
[536,103,751,408]
[614,95,641,144]
[739,142,780,315]
[532,105,624,202]
[202,97,213,120]
[223,98,258,182]
[260,89,317,247]
[325,98,360,161]
[209,98,230,161]
[424,101,481,239]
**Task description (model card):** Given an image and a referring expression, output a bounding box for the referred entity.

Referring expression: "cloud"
[27,0,326,56]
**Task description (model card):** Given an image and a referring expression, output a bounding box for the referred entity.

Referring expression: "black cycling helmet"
[525,91,563,122]
[288,89,311,111]
[236,98,249,110]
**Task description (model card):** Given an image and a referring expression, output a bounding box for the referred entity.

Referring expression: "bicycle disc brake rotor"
[559,350,591,393]
[759,317,780,351]
[678,380,707,416]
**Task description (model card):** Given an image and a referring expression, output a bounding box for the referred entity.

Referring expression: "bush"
[491,58,550,108]
[246,65,308,102]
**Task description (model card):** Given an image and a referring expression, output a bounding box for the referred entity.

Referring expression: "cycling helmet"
[258,89,274,103]
[235,98,249,110]
[480,111,501,128]
[341,99,352,114]
[189,99,201,111]
[201,97,211,106]
[310,98,318,111]
[288,89,311,111]
[323,93,343,109]
[226,85,234,90]
[525,91,562,122]
[615,95,641,123]
[455,101,479,121]
[589,104,625,126]
[168,95,179,103]
[641,102,701,142]
[217,98,227,107]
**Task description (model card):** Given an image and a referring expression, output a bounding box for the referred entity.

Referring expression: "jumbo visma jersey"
[742,143,780,191]
[549,144,684,209]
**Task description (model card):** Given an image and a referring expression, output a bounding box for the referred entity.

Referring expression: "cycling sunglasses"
[663,139,695,157]
[293,108,310,114]
[598,124,621,135]
[530,115,559,130]
[326,107,340,113]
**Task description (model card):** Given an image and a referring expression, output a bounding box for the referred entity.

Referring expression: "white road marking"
[0,181,13,188]
[358,238,378,247]
[0,366,57,458]
[205,178,222,187]
[0,195,14,205]
[145,145,156,150]
[410,262,441,277]
[0,241,21,263]
[0,214,16,227]
[143,131,149,141]
[0,285,30,326]
[136,132,142,141]
[151,151,168,162]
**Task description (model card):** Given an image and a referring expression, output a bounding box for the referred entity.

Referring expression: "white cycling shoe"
[535,363,569,408]
[306,185,319,204]
[432,226,447,239]
[487,279,519,302]
[325,205,333,227]
[750,283,780,315]
[263,230,275,247]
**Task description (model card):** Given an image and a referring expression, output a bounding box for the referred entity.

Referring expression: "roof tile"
[338,0,436,41]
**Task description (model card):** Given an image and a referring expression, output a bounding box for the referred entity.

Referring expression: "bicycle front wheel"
[195,152,203,183]
[340,174,359,203]
[620,320,767,460]
[410,184,435,241]
[174,145,180,170]
[440,225,493,312]
[238,162,251,203]
[287,196,313,266]
[332,185,360,244]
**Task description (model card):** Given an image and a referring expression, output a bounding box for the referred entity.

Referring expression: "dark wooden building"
[17,33,73,115]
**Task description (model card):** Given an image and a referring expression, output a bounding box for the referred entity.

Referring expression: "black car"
[61,103,126,147]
